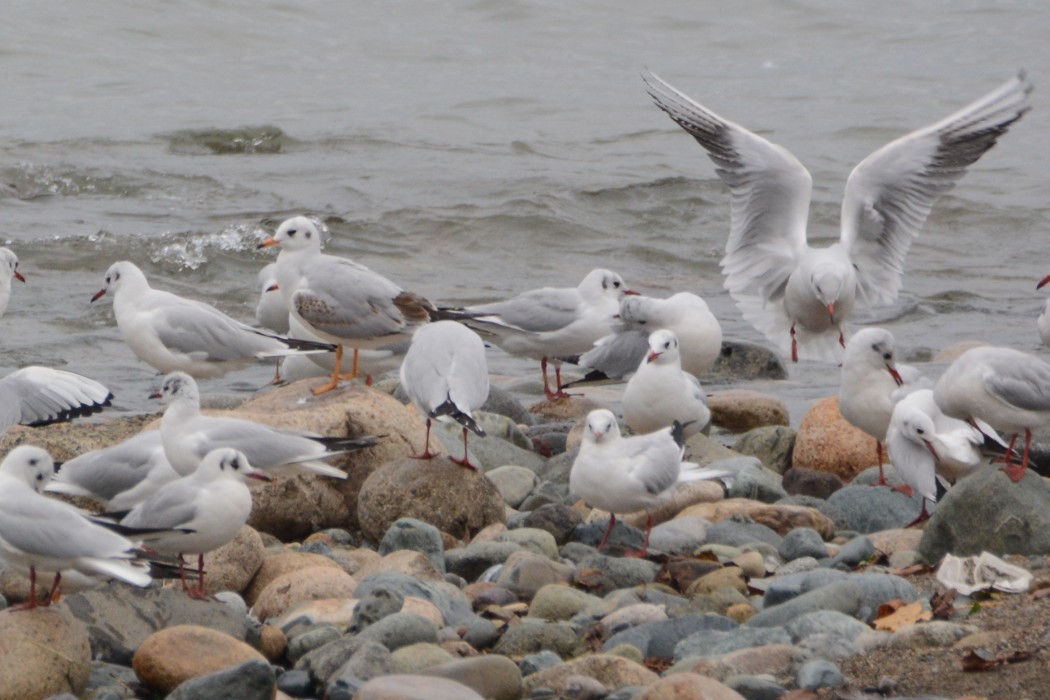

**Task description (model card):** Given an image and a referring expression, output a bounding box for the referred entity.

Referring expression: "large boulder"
[708,390,789,433]
[0,414,156,463]
[918,467,1050,562]
[357,456,506,543]
[132,624,267,694]
[792,396,878,481]
[0,606,91,700]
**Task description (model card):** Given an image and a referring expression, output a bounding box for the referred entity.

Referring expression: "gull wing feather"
[468,287,581,333]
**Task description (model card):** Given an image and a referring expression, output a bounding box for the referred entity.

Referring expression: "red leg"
[624,514,655,558]
[269,357,284,385]
[838,330,846,349]
[42,572,62,606]
[596,514,616,550]
[790,324,798,363]
[410,418,439,460]
[541,358,573,401]
[1001,429,1030,482]
[449,426,479,471]
[905,499,931,527]
[871,441,888,487]
[9,567,40,611]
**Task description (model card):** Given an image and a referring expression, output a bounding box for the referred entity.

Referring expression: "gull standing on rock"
[934,345,1050,482]
[838,328,911,485]
[258,216,440,395]
[119,447,270,597]
[621,329,711,438]
[574,292,722,382]
[400,320,489,470]
[156,371,379,478]
[0,248,26,317]
[0,446,152,609]
[91,261,335,378]
[464,269,637,400]
[644,70,1032,362]
[569,409,730,556]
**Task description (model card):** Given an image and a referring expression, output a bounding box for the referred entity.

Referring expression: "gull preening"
[119,447,270,597]
[399,320,489,470]
[0,366,113,436]
[933,345,1050,482]
[464,269,636,400]
[569,409,730,556]
[0,247,26,317]
[92,260,334,378]
[574,292,722,382]
[0,446,152,609]
[621,329,711,438]
[644,70,1032,362]
[156,371,379,478]
[258,216,440,395]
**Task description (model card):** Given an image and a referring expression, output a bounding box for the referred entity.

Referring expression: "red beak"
[887,365,903,387]
[266,282,279,292]
[247,470,273,482]
[647,351,661,363]
[14,272,25,283]
[148,389,162,400]
[923,439,939,461]
[1038,275,1050,290]
[826,302,835,318]
[91,289,106,303]
[256,237,280,250]
[622,289,640,296]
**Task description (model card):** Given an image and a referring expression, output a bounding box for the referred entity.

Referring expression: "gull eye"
[28,458,37,467]
[287,229,297,237]
[664,341,671,350]
[613,280,621,288]
[916,428,925,435]
[883,352,892,361]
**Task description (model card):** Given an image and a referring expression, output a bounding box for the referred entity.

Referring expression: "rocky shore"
[1,341,1049,700]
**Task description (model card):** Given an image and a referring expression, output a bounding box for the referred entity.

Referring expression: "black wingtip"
[431,399,486,437]
[670,419,697,448]
[25,392,114,427]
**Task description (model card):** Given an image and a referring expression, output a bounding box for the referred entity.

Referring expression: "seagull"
[256,262,291,383]
[464,269,637,400]
[0,446,152,609]
[0,366,113,436]
[838,327,913,485]
[119,447,270,597]
[46,431,180,511]
[933,345,1050,482]
[1036,274,1050,346]
[644,70,1032,362]
[621,329,711,439]
[569,409,731,556]
[257,216,440,395]
[91,260,335,378]
[573,292,722,382]
[156,371,379,478]
[285,314,409,384]
[885,399,940,525]
[0,248,26,317]
[399,320,489,470]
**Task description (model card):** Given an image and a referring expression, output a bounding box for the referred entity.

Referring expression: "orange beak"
[256,237,279,249]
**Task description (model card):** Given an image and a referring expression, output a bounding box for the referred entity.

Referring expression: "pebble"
[166,659,276,700]
[377,517,446,574]
[132,624,268,694]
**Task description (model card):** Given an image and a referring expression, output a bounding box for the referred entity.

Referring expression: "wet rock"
[706,339,788,381]
[918,466,1050,562]
[678,498,834,538]
[0,606,91,700]
[782,466,844,499]
[708,390,789,433]
[733,426,796,474]
[792,397,877,481]
[357,456,505,543]
[378,518,446,574]
[250,566,358,622]
[132,624,266,694]
[166,659,275,700]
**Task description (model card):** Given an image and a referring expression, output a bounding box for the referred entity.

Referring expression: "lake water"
[3,0,1050,423]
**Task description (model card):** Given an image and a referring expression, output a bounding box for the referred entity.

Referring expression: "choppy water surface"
[3,0,1050,421]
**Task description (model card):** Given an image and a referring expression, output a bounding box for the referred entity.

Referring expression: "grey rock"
[354,571,477,627]
[496,528,560,560]
[486,465,541,508]
[300,539,333,556]
[65,584,249,665]
[493,620,578,657]
[431,418,546,473]
[319,528,355,546]
[918,467,1050,562]
[778,527,828,561]
[422,656,523,700]
[797,631,860,661]
[603,614,738,660]
[167,659,275,700]
[726,675,789,700]
[296,636,362,688]
[763,569,849,607]
[356,612,439,651]
[707,338,789,381]
[445,541,523,581]
[325,641,393,699]
[797,659,844,690]
[528,585,603,621]
[748,580,865,628]
[481,385,536,427]
[349,585,406,634]
[536,449,576,486]
[520,650,563,676]
[705,517,784,549]
[782,467,844,500]
[378,517,446,574]
[85,661,137,696]
[734,426,796,475]
[461,616,500,650]
[524,424,571,457]
[522,503,583,546]
[786,610,871,643]
[849,573,920,620]
[724,458,789,503]
[519,480,572,511]
[774,556,821,576]
[674,625,791,661]
[647,515,710,556]
[576,553,659,594]
[276,668,313,697]
[287,625,342,664]
[571,518,646,555]
[820,484,923,533]
[826,535,876,569]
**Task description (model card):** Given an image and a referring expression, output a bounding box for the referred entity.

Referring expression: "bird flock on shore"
[0,69,1043,604]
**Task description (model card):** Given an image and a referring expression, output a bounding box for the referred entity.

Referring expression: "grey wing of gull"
[292,259,409,340]
[121,482,200,531]
[643,70,809,306]
[55,432,165,501]
[0,367,112,431]
[621,432,680,496]
[153,297,281,360]
[841,72,1032,308]
[468,287,580,333]
[184,416,322,469]
[0,491,132,559]
[985,357,1050,412]
[578,329,649,379]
